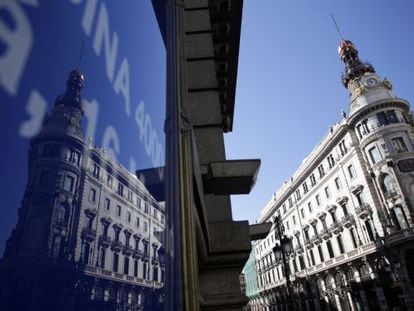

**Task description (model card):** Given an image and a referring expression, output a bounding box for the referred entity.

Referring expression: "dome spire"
[330,13,344,41]
[53,42,86,111]
[330,15,376,88]
[40,67,86,139]
[338,39,375,88]
[62,68,85,109]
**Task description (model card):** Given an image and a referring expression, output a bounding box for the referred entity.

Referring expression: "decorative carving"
[381,78,393,90]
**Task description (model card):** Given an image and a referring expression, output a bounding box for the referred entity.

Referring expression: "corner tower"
[3,68,86,260]
[339,39,396,115]
[41,68,85,139]
[340,39,414,233]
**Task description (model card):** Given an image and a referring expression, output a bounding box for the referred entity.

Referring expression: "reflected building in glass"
[1,69,165,310]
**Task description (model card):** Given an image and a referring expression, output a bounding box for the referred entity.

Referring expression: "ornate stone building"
[0,69,165,310]
[247,39,414,310]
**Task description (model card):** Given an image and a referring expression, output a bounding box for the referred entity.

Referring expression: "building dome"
[338,39,355,55]
[67,68,85,90]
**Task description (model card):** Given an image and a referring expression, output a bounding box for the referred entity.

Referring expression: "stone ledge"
[187,91,222,126]
[249,223,272,241]
[184,0,209,10]
[185,9,211,33]
[186,32,215,59]
[202,159,261,195]
[187,59,218,90]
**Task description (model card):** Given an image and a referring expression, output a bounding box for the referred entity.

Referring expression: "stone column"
[334,293,343,311]
[346,291,356,311]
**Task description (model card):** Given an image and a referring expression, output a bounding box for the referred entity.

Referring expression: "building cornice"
[347,98,410,127]
[259,121,350,223]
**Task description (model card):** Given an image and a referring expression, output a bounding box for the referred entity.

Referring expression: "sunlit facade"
[247,39,414,310]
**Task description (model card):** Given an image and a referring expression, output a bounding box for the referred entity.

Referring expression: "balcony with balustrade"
[133,249,143,259]
[310,234,322,245]
[152,256,160,265]
[320,227,332,240]
[384,190,399,200]
[293,244,303,254]
[98,235,112,248]
[111,240,123,252]
[304,238,313,249]
[354,203,371,219]
[340,214,354,228]
[81,227,97,241]
[123,244,134,256]
[328,222,343,235]
[142,251,150,260]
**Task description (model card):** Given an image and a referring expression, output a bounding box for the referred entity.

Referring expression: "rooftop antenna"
[76,41,85,69]
[330,13,344,40]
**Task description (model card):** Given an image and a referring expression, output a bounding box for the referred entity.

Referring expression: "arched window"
[381,174,396,195]
[51,234,62,258]
[99,247,106,269]
[54,204,66,224]
[134,259,139,277]
[392,205,409,230]
[81,242,91,265]
[153,265,158,281]
[124,256,129,275]
[365,219,375,241]
[143,261,148,279]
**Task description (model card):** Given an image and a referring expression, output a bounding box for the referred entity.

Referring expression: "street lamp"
[272,216,294,310]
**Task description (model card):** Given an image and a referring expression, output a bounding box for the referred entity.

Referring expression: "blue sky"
[226,0,414,224]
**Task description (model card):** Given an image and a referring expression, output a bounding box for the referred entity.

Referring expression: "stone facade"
[246,40,414,310]
[0,70,165,311]
[166,0,263,310]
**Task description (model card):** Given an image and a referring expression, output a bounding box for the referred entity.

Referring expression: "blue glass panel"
[0,1,169,310]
